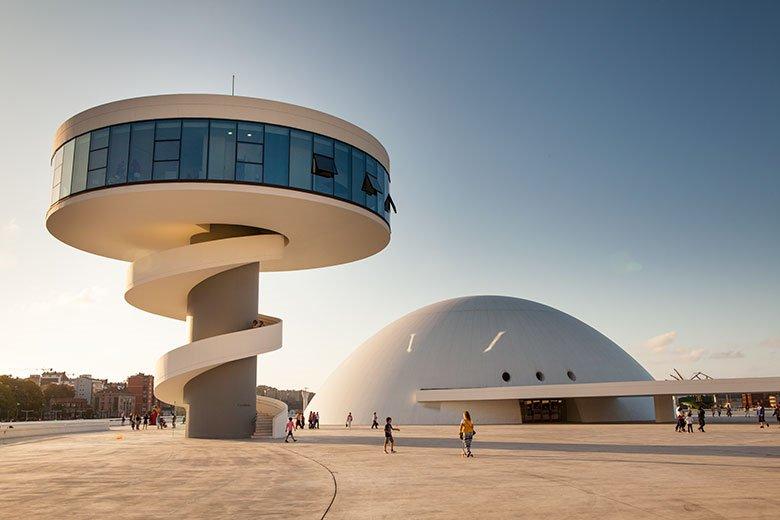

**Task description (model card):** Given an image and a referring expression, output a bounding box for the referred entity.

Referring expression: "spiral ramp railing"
[124,232,286,438]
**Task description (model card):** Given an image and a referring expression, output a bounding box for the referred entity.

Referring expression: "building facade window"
[51,117,391,225]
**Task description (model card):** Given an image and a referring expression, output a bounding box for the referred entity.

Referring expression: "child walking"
[383,417,400,454]
[285,417,297,443]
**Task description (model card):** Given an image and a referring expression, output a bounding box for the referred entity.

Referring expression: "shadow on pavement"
[300,434,780,459]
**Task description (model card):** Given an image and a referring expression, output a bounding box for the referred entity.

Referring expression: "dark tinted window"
[180,120,208,180]
[128,122,154,182]
[90,128,109,150]
[86,168,106,189]
[351,149,365,205]
[106,125,130,185]
[289,130,312,190]
[154,140,179,161]
[153,160,179,180]
[236,162,262,183]
[313,136,334,194]
[334,142,351,200]
[155,120,181,140]
[88,148,108,170]
[364,156,379,211]
[237,142,262,164]
[238,122,263,144]
[208,120,236,180]
[264,126,289,186]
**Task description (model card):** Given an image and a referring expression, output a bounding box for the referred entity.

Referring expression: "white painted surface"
[154,315,283,407]
[0,419,110,441]
[307,295,655,425]
[52,94,389,171]
[416,377,780,402]
[256,396,289,438]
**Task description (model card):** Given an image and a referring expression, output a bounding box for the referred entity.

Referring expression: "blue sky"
[0,1,778,389]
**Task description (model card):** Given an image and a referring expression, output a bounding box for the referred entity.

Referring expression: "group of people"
[120,411,177,431]
[756,402,779,428]
[346,410,475,457]
[675,407,706,433]
[283,410,321,442]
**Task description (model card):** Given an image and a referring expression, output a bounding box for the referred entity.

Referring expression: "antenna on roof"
[231,74,235,96]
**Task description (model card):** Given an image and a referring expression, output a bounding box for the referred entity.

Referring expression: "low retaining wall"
[0,419,111,441]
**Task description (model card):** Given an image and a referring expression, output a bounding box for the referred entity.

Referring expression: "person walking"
[142,413,149,430]
[726,403,732,417]
[314,411,320,429]
[773,404,780,425]
[284,417,297,443]
[171,413,176,429]
[675,412,685,433]
[685,411,694,433]
[757,402,769,428]
[459,411,476,457]
[697,407,706,432]
[121,414,126,427]
[383,417,400,454]
[371,411,379,429]
[346,412,353,429]
[129,415,135,430]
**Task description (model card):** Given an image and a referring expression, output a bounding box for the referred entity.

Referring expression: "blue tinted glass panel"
[238,122,263,143]
[313,136,333,157]
[88,148,108,170]
[365,156,378,211]
[334,142,351,199]
[313,136,334,195]
[60,140,75,199]
[264,126,289,186]
[154,140,179,161]
[180,120,209,179]
[90,128,109,150]
[289,130,312,190]
[380,165,391,220]
[153,161,179,180]
[236,142,262,163]
[351,149,365,205]
[208,121,236,180]
[155,120,181,140]
[106,124,130,185]
[71,134,90,193]
[128,122,154,182]
[180,120,208,180]
[86,168,106,189]
[236,163,262,183]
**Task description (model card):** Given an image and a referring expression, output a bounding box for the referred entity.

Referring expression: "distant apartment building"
[93,386,135,418]
[127,373,155,414]
[73,374,98,402]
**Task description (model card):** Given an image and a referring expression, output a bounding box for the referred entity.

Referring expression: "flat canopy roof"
[416,377,780,402]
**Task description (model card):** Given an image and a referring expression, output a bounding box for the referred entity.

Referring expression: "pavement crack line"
[277,445,338,520]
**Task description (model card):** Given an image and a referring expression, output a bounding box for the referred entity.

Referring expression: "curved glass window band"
[51,118,391,226]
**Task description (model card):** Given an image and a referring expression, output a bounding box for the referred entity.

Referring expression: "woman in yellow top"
[459,411,475,458]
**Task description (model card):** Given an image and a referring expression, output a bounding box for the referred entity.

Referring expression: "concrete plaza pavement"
[1,423,778,519]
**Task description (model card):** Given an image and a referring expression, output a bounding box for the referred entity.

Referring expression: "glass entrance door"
[521,399,566,423]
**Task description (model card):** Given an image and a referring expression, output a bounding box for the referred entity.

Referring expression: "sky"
[0,1,778,391]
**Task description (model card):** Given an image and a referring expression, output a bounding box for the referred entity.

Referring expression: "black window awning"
[312,153,339,178]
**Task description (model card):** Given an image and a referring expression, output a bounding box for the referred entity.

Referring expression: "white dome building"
[308,295,656,425]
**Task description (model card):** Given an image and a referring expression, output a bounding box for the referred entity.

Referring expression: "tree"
[43,383,75,402]
[0,376,44,420]
[0,379,15,420]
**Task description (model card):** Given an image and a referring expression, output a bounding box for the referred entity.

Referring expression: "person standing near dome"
[459,411,476,458]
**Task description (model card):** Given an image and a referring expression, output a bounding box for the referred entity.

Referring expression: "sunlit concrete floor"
[1,423,779,519]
